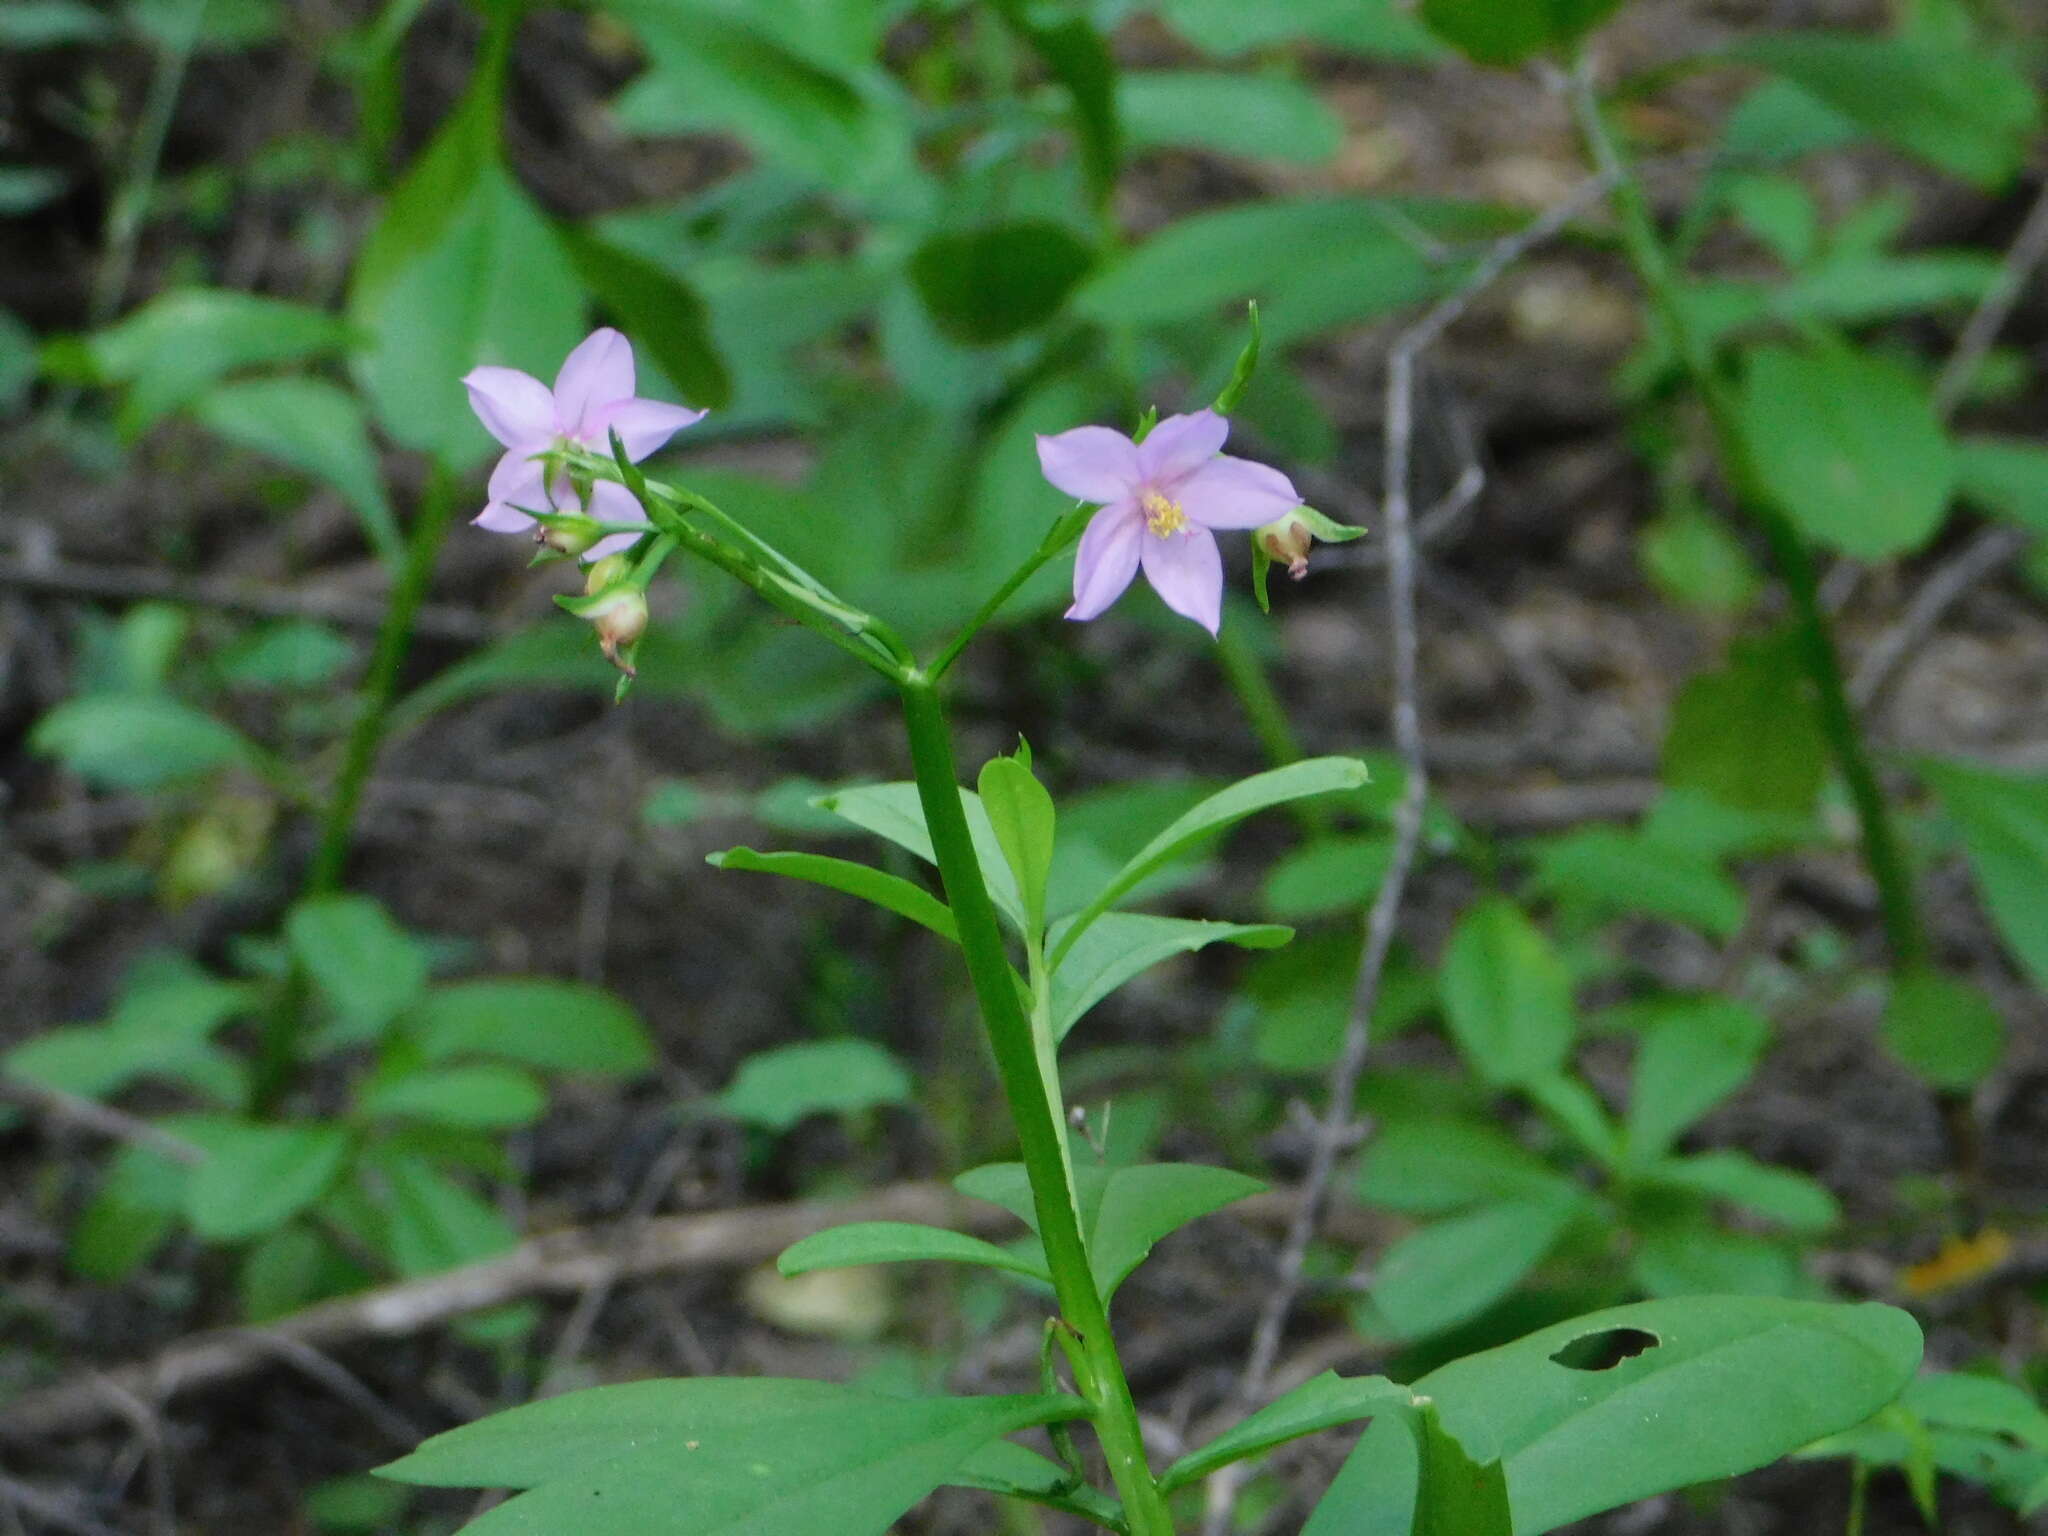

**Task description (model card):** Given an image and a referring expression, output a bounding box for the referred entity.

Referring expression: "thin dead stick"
[1851,524,2033,710]
[1201,171,1618,1536]
[1933,181,2048,418]
[0,1080,207,1166]
[0,553,500,643]
[0,1184,1356,1443]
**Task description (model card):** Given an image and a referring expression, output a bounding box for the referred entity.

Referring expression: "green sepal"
[527,545,570,569]
[1294,505,1367,543]
[1252,544,1274,612]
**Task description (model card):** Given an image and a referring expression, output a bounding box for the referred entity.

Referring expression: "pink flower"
[1035,410,1303,636]
[463,328,704,559]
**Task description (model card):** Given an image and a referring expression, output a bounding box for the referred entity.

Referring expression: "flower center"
[1141,489,1187,538]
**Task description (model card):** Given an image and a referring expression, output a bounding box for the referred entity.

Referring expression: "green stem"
[1569,72,1927,967]
[1214,624,1328,837]
[254,463,457,1112]
[898,678,1173,1536]
[929,504,1092,682]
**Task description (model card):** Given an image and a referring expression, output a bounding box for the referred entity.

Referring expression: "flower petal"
[553,328,636,436]
[1066,502,1144,621]
[1037,426,1142,504]
[1138,409,1229,486]
[588,398,708,460]
[1139,527,1224,636]
[588,478,649,526]
[487,452,549,510]
[463,367,555,449]
[1173,455,1303,531]
[473,501,536,533]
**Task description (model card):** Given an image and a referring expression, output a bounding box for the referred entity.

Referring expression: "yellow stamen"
[1141,489,1187,537]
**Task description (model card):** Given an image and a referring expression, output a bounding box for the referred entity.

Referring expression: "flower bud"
[1256,512,1316,580]
[584,554,632,594]
[583,587,648,675]
[535,513,604,557]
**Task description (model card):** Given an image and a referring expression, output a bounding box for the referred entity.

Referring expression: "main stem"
[898,679,1174,1536]
[1570,74,1928,967]
[255,463,458,1111]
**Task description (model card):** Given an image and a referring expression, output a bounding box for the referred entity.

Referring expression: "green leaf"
[184,1121,352,1241]
[1160,1372,1409,1492]
[1438,898,1575,1088]
[1121,70,1342,165]
[1735,344,1954,561]
[708,848,957,943]
[908,221,1095,347]
[946,1440,1125,1528]
[74,288,355,434]
[1413,1397,1512,1536]
[607,1,909,192]
[813,782,1029,935]
[1261,836,1393,921]
[993,0,1118,208]
[1918,758,2048,990]
[409,979,653,1075]
[1624,998,1770,1163]
[1355,1115,1563,1216]
[1662,630,1826,817]
[1371,1191,1584,1340]
[193,377,402,568]
[1646,1150,1840,1233]
[214,620,356,691]
[1156,0,1443,60]
[378,1380,1082,1536]
[1049,913,1291,1040]
[977,755,1057,938]
[376,1153,517,1276]
[0,2,114,47]
[1384,1296,1920,1533]
[1529,826,1746,938]
[359,1064,547,1130]
[1053,757,1369,965]
[348,70,586,465]
[1073,200,1442,344]
[1087,1162,1265,1299]
[1640,497,1762,615]
[1628,1220,1810,1299]
[286,894,430,1043]
[1731,33,2039,188]
[714,1039,913,1132]
[72,1143,186,1282]
[1418,0,1625,67]
[1954,435,2048,535]
[555,223,731,411]
[778,1222,1051,1284]
[31,693,258,789]
[1882,964,2004,1089]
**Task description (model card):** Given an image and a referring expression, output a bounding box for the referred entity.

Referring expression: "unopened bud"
[584,587,648,675]
[1256,512,1315,580]
[535,514,603,557]
[584,554,631,594]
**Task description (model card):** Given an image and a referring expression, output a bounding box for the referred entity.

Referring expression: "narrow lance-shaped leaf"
[1050,913,1291,1040]
[1051,757,1369,966]
[779,1222,1050,1284]
[1160,1372,1410,1492]
[708,848,957,943]
[977,755,1056,939]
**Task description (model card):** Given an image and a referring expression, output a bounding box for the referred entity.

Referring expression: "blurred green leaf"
[360,1064,547,1130]
[1373,1191,1585,1339]
[1732,33,2039,188]
[72,1143,186,1283]
[348,70,585,465]
[908,222,1095,346]
[1260,836,1393,921]
[1736,344,1954,561]
[1530,825,1746,938]
[1954,435,2048,535]
[193,376,401,566]
[1417,0,1624,66]
[1647,1150,1839,1233]
[287,895,430,1043]
[375,1152,517,1275]
[1440,899,1575,1088]
[1882,965,2004,1090]
[1122,71,1343,164]
[555,224,731,411]
[214,620,356,691]
[1356,1115,1564,1216]
[1662,630,1826,817]
[778,1221,1051,1282]
[1624,998,1770,1163]
[0,1,115,45]
[184,1120,352,1241]
[1918,758,2048,990]
[1155,0,1443,59]
[72,289,354,436]
[1640,496,1761,615]
[994,0,1119,207]
[410,979,653,1075]
[715,1039,913,1131]
[31,693,259,789]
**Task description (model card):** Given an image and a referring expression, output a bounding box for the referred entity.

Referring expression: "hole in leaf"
[1549,1327,1660,1372]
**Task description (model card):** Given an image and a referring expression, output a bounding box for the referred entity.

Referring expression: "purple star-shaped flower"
[1035,409,1303,636]
[463,327,705,560]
